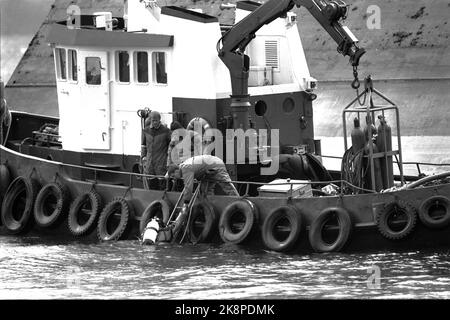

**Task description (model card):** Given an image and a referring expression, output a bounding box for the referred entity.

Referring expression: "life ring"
[219,199,258,244]
[68,190,103,236]
[33,182,70,228]
[1,176,40,234]
[97,197,133,241]
[188,201,218,244]
[376,200,417,240]
[308,207,352,252]
[187,117,211,133]
[418,195,450,229]
[262,205,303,252]
[0,164,10,197]
[139,199,172,242]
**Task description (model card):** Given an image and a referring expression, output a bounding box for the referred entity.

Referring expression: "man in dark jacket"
[141,111,171,189]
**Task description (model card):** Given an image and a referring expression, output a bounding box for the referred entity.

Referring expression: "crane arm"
[217,0,365,130]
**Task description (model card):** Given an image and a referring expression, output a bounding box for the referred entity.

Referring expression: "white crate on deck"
[257,179,312,198]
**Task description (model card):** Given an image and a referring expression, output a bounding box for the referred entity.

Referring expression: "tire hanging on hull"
[219,199,259,244]
[68,190,103,236]
[308,207,352,253]
[34,182,70,228]
[97,197,133,241]
[262,205,303,252]
[1,176,40,234]
[376,200,417,240]
[418,195,450,229]
[188,201,218,244]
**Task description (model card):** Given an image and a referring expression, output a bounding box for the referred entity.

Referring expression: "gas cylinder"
[351,118,365,152]
[364,140,383,192]
[142,218,160,245]
[363,115,377,143]
[376,115,394,189]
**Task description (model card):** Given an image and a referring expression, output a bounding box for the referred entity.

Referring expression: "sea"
[1,236,450,300]
[1,136,450,301]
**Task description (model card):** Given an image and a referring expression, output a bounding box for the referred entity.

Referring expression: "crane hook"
[351,66,360,89]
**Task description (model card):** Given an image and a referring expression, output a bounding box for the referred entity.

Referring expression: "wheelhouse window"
[152,52,167,84]
[85,57,101,85]
[135,51,149,83]
[68,49,78,81]
[116,51,130,83]
[55,48,67,80]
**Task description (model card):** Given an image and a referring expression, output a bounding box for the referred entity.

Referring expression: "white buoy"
[142,218,160,245]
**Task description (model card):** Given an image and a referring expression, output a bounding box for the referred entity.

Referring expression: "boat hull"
[2,143,450,254]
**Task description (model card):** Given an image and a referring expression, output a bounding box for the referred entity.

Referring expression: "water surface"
[1,236,449,299]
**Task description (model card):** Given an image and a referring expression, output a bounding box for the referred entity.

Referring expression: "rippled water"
[1,236,450,299]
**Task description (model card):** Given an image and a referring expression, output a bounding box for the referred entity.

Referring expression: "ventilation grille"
[265,40,279,70]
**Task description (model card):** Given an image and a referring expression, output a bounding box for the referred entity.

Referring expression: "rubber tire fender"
[139,199,172,242]
[376,200,417,240]
[219,199,259,244]
[262,205,303,252]
[33,182,70,228]
[1,176,40,234]
[418,195,450,229]
[308,207,352,253]
[188,201,218,244]
[68,190,103,236]
[97,197,133,241]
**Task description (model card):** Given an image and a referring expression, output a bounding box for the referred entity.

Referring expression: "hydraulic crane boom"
[217,0,366,130]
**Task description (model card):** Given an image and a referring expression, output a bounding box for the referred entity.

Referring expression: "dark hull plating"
[2,142,450,254]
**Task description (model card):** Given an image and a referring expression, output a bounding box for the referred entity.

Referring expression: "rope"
[340,146,368,194]
[28,167,37,179]
[122,186,132,199]
[89,182,97,193]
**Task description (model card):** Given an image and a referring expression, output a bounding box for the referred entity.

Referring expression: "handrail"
[321,154,450,177]
[22,155,376,194]
[4,144,448,196]
[322,154,450,167]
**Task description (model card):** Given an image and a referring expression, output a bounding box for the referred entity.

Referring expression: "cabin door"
[79,51,111,150]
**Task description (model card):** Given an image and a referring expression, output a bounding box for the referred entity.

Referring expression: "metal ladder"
[167,183,201,244]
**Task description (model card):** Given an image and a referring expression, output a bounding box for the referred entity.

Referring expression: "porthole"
[255,100,267,117]
[282,97,295,114]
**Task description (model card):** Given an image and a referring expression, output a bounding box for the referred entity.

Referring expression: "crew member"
[141,111,171,189]
[167,155,239,203]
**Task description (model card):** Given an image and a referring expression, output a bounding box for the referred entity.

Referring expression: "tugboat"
[1,0,450,253]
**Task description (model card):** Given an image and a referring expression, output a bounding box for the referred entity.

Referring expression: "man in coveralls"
[167,155,239,203]
[141,111,171,189]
